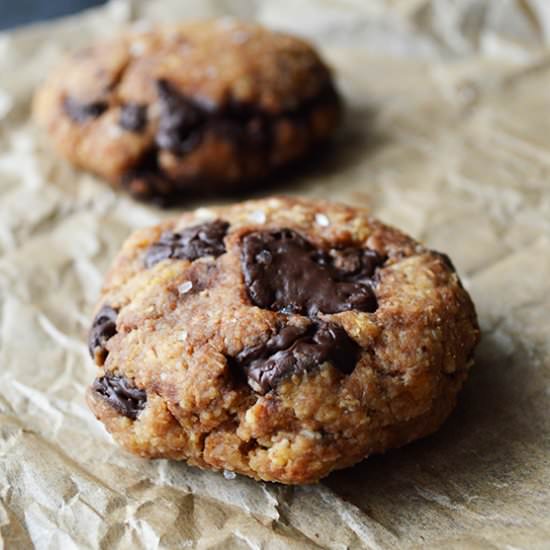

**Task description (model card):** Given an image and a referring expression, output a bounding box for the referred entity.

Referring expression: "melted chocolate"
[155,79,205,154]
[144,219,229,268]
[154,79,338,156]
[118,80,339,199]
[233,322,359,394]
[119,103,147,132]
[88,305,118,364]
[64,96,108,123]
[241,229,384,316]
[92,375,147,420]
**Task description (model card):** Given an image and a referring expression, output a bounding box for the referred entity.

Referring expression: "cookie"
[33,19,341,203]
[86,196,479,484]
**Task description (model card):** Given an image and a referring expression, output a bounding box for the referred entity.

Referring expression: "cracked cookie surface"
[86,196,480,484]
[33,19,341,203]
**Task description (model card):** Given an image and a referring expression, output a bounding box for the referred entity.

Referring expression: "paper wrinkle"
[315,486,398,549]
[1,0,550,548]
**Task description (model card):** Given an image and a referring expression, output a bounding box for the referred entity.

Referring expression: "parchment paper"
[1,1,550,548]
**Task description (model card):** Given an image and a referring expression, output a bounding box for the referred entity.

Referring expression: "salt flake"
[178,281,193,295]
[248,210,266,224]
[315,213,330,227]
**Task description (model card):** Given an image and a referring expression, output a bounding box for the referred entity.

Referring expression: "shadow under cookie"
[322,329,542,541]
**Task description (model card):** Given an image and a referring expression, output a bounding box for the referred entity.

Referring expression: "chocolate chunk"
[92,375,147,420]
[119,103,147,132]
[211,114,271,151]
[245,116,271,149]
[233,322,359,394]
[116,82,340,198]
[155,79,204,154]
[64,96,108,123]
[241,229,384,316]
[154,80,337,157]
[144,220,229,268]
[88,305,118,364]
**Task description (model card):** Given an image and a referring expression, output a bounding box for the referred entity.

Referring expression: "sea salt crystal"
[232,31,250,44]
[178,281,193,295]
[315,213,330,227]
[107,125,123,139]
[248,210,266,224]
[223,469,237,480]
[129,40,146,56]
[178,331,188,342]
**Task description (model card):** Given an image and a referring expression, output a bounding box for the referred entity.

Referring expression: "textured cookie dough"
[33,19,341,202]
[87,196,480,484]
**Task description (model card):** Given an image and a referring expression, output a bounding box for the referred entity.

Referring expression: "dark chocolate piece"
[88,305,118,364]
[153,79,338,157]
[117,81,339,198]
[233,322,359,394]
[119,103,147,132]
[92,375,147,420]
[144,219,229,268]
[241,229,384,316]
[64,96,108,123]
[209,114,271,151]
[156,79,204,154]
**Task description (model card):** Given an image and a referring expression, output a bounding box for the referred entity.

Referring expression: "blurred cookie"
[33,19,341,203]
[86,196,479,484]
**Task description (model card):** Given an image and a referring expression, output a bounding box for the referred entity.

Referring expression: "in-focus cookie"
[86,196,479,484]
[33,19,341,203]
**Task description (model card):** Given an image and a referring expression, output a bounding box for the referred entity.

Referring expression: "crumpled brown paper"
[1,1,550,548]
